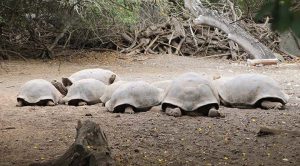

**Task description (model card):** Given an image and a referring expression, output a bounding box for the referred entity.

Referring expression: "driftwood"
[184,0,276,59]
[30,120,115,166]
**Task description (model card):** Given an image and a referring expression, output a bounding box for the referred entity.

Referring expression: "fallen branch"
[121,30,139,53]
[175,37,186,55]
[185,0,277,59]
[247,59,278,66]
[121,33,134,43]
[0,49,27,61]
[145,35,159,53]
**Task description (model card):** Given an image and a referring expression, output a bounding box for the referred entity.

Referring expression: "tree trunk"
[30,120,115,166]
[184,0,277,59]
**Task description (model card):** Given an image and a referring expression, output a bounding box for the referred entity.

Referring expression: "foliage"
[0,0,141,58]
[255,0,300,37]
[1,0,295,60]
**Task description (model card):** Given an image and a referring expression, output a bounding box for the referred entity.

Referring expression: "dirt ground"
[0,52,299,166]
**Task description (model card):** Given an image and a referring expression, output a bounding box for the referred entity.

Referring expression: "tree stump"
[30,120,115,166]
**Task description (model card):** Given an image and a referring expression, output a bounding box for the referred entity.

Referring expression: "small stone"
[134,149,139,153]
[85,113,92,116]
[115,115,121,118]
[213,75,221,80]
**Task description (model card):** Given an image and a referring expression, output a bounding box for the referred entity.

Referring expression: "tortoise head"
[51,80,68,96]
[62,77,73,87]
[108,74,117,84]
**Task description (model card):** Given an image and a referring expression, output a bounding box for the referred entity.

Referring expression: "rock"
[279,31,300,57]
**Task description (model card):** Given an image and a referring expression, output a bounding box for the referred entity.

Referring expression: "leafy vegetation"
[255,0,300,37]
[0,0,141,58]
[0,0,298,59]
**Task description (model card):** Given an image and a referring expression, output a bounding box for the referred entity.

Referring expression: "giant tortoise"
[57,68,120,96]
[213,74,289,109]
[151,80,172,91]
[63,79,106,106]
[100,81,128,105]
[105,81,163,114]
[17,79,63,106]
[161,72,220,117]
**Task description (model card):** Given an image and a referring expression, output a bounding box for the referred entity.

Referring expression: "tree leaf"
[291,11,300,37]
[271,0,292,32]
[255,0,275,21]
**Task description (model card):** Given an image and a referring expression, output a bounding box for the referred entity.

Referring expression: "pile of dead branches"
[0,0,136,60]
[119,0,283,60]
[1,0,295,61]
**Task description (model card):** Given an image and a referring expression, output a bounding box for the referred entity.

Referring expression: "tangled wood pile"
[119,0,290,61]
[1,0,297,62]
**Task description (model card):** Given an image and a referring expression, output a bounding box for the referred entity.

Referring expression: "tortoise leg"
[58,98,65,105]
[125,106,135,114]
[208,109,221,117]
[165,107,182,117]
[47,101,55,106]
[16,100,23,107]
[260,101,283,109]
[78,101,87,106]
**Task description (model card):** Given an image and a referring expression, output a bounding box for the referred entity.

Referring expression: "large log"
[184,0,276,59]
[30,120,115,166]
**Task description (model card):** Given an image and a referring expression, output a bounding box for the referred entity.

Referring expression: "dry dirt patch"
[0,53,299,166]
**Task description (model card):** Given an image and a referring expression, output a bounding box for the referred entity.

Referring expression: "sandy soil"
[0,52,299,166]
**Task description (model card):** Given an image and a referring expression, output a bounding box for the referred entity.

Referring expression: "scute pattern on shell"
[151,80,172,91]
[162,72,219,112]
[106,81,163,112]
[63,79,107,104]
[68,68,120,85]
[17,79,61,104]
[214,74,289,108]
